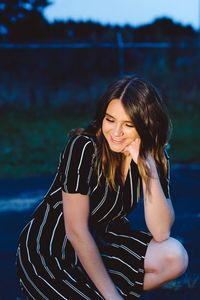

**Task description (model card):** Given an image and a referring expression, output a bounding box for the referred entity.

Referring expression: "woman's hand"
[122,138,141,164]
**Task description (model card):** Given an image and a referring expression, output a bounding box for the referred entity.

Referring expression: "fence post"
[117,31,125,76]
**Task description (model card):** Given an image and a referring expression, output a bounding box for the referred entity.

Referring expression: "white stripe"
[63,269,77,283]
[140,230,152,236]
[108,231,147,246]
[138,268,144,273]
[62,235,68,259]
[87,138,98,191]
[109,269,134,286]
[54,257,62,270]
[50,187,61,196]
[20,278,36,300]
[120,244,141,260]
[63,279,91,300]
[129,166,134,207]
[75,141,91,191]
[49,212,63,255]
[85,283,104,299]
[135,281,143,285]
[98,186,120,222]
[35,203,55,279]
[110,200,124,222]
[91,171,102,194]
[137,177,141,202]
[38,275,68,300]
[94,289,105,299]
[53,201,62,209]
[26,220,34,263]
[18,220,32,237]
[91,183,109,215]
[110,243,141,260]
[36,204,50,253]
[63,136,81,192]
[102,254,138,273]
[18,249,49,300]
[40,255,55,279]
[25,220,38,275]
[129,291,140,297]
[116,286,127,296]
[43,169,60,199]
[167,157,171,197]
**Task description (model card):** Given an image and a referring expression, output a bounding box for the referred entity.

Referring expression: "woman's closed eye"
[105,117,134,127]
[105,117,114,123]
[125,123,135,128]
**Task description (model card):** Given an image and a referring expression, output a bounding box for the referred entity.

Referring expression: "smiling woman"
[102,100,141,186]
[16,76,188,300]
[102,100,140,153]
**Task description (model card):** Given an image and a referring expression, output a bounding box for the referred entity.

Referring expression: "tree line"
[0,0,197,43]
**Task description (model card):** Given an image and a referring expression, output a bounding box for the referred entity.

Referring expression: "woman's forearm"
[68,230,122,300]
[142,156,175,242]
[143,177,174,241]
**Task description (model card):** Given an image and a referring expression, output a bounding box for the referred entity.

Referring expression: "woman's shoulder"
[68,134,97,146]
[64,134,97,156]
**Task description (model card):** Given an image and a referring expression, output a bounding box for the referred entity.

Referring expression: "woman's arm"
[124,138,174,242]
[62,191,123,300]
[142,154,175,242]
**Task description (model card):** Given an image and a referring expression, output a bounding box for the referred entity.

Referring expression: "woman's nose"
[112,124,123,137]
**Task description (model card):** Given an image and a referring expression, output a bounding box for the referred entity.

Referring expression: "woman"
[16,76,188,299]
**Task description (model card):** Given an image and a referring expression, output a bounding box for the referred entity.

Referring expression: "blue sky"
[44,0,199,30]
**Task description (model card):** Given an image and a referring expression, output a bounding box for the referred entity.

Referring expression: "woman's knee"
[145,237,188,277]
[164,237,188,277]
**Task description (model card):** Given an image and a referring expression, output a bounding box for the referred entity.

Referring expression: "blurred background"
[0,0,199,299]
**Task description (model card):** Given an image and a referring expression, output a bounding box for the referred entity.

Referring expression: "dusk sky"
[44,0,199,30]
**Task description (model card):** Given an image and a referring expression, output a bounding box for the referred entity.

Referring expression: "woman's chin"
[109,144,124,153]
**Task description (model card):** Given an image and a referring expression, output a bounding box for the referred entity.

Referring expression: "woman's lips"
[110,136,125,144]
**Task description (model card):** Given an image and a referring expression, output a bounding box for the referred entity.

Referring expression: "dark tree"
[0,0,52,41]
[134,17,196,42]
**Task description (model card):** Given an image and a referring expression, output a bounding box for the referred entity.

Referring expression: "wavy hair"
[71,76,172,191]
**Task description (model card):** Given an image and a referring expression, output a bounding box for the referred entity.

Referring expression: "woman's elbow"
[152,219,174,242]
[153,230,171,242]
[65,223,89,243]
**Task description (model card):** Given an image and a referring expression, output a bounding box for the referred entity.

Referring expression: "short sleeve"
[159,150,171,199]
[59,135,95,195]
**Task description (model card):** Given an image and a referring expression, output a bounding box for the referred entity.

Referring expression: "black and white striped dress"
[16,134,170,299]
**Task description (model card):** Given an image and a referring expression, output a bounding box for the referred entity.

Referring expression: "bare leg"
[143,237,188,291]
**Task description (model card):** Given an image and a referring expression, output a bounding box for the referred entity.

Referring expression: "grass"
[1,107,199,178]
[170,110,200,163]
[0,108,92,178]
[163,273,200,290]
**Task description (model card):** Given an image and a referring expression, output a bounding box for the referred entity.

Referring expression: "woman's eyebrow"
[105,113,114,118]
[105,113,133,123]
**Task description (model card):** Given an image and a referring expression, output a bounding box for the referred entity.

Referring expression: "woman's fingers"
[123,138,141,163]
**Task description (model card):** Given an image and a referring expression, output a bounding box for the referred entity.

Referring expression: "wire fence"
[0,41,199,49]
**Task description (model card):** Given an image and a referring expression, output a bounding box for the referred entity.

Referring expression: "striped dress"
[16,134,170,299]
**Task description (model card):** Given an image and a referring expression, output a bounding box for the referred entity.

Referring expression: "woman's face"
[102,99,140,153]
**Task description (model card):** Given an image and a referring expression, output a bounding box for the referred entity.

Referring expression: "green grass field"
[170,111,199,162]
[1,107,199,178]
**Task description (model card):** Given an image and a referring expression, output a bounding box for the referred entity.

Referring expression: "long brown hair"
[72,76,172,191]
